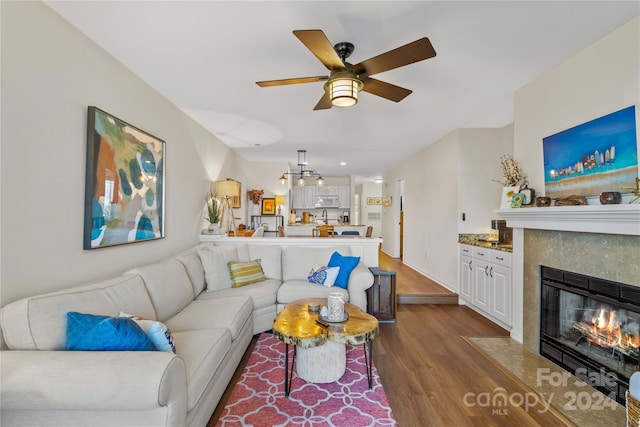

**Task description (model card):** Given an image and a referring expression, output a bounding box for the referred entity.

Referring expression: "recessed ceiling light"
[374,178,383,183]
[340,162,347,166]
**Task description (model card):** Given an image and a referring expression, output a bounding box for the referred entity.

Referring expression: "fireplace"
[540,265,640,404]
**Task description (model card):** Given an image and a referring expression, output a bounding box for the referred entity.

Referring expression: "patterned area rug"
[216,333,396,426]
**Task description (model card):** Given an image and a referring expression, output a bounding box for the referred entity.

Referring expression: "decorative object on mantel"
[535,196,552,207]
[554,195,587,206]
[599,191,622,205]
[510,193,524,208]
[623,177,640,204]
[542,105,638,200]
[494,154,527,209]
[519,183,535,205]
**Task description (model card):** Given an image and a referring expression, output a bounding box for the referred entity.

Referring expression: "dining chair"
[278,225,285,237]
[341,231,360,236]
[313,224,335,237]
[365,226,373,237]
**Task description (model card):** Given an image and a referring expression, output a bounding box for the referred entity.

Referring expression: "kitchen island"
[199,234,381,266]
[284,224,367,237]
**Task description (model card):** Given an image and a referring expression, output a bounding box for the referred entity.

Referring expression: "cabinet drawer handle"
[496,256,504,261]
[477,252,484,256]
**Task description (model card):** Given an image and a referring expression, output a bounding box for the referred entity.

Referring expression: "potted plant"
[206,192,223,233]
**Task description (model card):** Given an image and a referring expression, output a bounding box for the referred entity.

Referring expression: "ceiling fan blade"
[313,92,333,110]
[361,77,412,102]
[353,37,436,77]
[256,76,328,87]
[293,30,345,70]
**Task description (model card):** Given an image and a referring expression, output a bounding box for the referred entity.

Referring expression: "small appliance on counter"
[491,219,512,245]
[342,211,350,224]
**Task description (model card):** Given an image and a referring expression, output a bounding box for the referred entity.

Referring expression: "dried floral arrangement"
[494,154,526,187]
[247,189,264,205]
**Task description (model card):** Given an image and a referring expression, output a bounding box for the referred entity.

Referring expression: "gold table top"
[272,298,379,349]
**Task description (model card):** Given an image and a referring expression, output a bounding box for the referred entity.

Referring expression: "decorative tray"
[319,310,349,323]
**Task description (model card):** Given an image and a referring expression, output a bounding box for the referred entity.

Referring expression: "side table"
[367,267,397,323]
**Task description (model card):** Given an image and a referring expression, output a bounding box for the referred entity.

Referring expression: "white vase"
[500,186,520,209]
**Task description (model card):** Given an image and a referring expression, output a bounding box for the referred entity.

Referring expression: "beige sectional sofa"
[0,242,374,427]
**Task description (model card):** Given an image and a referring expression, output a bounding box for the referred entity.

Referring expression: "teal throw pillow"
[327,251,360,289]
[66,312,156,351]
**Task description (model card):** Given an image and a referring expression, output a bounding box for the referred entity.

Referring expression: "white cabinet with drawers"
[459,244,512,328]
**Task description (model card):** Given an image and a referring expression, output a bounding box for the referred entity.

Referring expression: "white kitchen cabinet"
[338,186,350,209]
[316,186,338,196]
[458,244,512,328]
[292,186,316,209]
[459,251,473,301]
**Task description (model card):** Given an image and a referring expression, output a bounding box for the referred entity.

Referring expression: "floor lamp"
[214,180,238,235]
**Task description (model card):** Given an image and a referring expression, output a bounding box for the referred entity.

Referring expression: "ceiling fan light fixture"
[325,72,363,108]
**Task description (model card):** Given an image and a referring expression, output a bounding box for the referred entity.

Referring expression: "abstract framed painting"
[542,106,638,199]
[84,106,165,249]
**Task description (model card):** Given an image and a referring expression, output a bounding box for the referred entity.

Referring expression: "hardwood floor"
[208,254,569,426]
[379,251,459,304]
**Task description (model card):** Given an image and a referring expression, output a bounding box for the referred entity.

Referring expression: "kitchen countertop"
[458,233,513,252]
[286,223,365,227]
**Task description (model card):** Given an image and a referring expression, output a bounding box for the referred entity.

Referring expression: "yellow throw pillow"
[228,259,267,288]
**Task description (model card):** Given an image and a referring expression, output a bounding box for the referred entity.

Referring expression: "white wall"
[514,16,640,197]
[0,1,241,307]
[361,182,382,237]
[383,131,460,291]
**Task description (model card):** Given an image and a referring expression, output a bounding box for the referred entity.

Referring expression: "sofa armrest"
[1,350,187,414]
[346,262,374,311]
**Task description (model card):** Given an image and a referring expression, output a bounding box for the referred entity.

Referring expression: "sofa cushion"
[197,278,280,310]
[66,312,156,351]
[0,275,154,350]
[247,245,282,280]
[174,244,209,296]
[277,280,349,305]
[126,258,195,322]
[197,246,239,291]
[164,297,253,340]
[228,260,267,288]
[282,246,351,281]
[172,328,231,411]
[328,252,361,289]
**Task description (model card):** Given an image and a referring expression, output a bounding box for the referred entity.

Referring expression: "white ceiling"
[44,1,639,183]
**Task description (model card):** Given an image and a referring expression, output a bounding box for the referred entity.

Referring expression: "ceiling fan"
[256,30,436,110]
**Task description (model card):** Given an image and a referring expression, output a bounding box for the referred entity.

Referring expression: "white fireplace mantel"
[497,204,640,236]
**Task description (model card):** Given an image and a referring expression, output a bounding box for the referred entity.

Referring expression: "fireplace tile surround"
[523,229,640,353]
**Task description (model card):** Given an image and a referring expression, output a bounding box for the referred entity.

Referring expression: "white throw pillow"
[119,312,176,353]
[307,266,340,287]
[197,246,239,291]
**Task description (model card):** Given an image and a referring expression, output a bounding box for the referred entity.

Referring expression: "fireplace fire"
[540,266,640,404]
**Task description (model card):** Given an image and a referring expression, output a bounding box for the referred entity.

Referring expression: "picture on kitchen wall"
[261,198,275,215]
[542,105,638,199]
[84,106,165,249]
[367,197,375,205]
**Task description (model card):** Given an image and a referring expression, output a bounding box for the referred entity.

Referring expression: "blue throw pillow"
[66,312,156,351]
[327,251,360,289]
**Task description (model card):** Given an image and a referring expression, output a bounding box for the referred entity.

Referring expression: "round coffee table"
[272,298,379,396]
